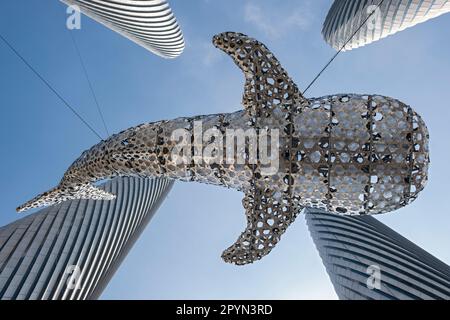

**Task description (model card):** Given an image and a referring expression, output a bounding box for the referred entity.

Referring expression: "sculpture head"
[287,94,430,216]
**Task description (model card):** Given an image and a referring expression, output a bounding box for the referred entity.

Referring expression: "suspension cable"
[69,30,110,137]
[303,0,386,95]
[0,32,104,141]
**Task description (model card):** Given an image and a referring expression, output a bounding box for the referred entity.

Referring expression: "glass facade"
[0,177,173,300]
[323,0,450,51]
[61,0,185,58]
[306,209,450,300]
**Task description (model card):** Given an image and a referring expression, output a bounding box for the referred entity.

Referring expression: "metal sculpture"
[17,32,430,266]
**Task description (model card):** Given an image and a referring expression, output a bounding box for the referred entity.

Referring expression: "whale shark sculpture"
[17,32,430,266]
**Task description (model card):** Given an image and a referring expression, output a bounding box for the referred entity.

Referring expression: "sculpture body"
[18,33,430,265]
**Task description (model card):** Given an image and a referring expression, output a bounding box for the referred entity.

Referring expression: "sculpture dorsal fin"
[213,32,309,118]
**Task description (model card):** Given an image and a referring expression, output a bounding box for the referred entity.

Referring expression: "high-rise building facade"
[323,0,450,51]
[305,209,450,300]
[0,177,173,300]
[61,0,185,58]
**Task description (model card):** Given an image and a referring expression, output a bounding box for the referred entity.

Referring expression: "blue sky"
[0,0,449,299]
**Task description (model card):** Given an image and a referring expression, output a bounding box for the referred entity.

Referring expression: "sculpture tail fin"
[16,183,116,213]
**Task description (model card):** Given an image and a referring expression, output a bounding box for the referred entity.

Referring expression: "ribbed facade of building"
[0,177,173,300]
[305,209,450,300]
[61,0,185,58]
[323,0,450,51]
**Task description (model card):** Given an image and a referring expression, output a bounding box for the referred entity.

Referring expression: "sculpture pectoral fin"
[222,189,303,265]
[213,32,309,117]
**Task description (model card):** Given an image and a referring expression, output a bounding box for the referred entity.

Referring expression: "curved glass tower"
[323,0,450,51]
[0,177,173,300]
[61,0,185,58]
[306,209,450,300]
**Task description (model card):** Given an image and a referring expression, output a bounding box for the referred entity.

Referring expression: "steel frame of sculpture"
[17,32,430,266]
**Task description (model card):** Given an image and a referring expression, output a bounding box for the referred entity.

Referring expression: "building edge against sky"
[305,209,450,300]
[322,0,450,51]
[0,177,173,300]
[61,0,185,58]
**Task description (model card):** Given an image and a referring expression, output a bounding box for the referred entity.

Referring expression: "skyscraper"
[0,177,173,300]
[61,0,185,58]
[322,0,450,51]
[305,209,450,300]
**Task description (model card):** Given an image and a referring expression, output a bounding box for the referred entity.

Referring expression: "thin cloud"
[201,41,223,67]
[182,36,224,70]
[244,1,313,39]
